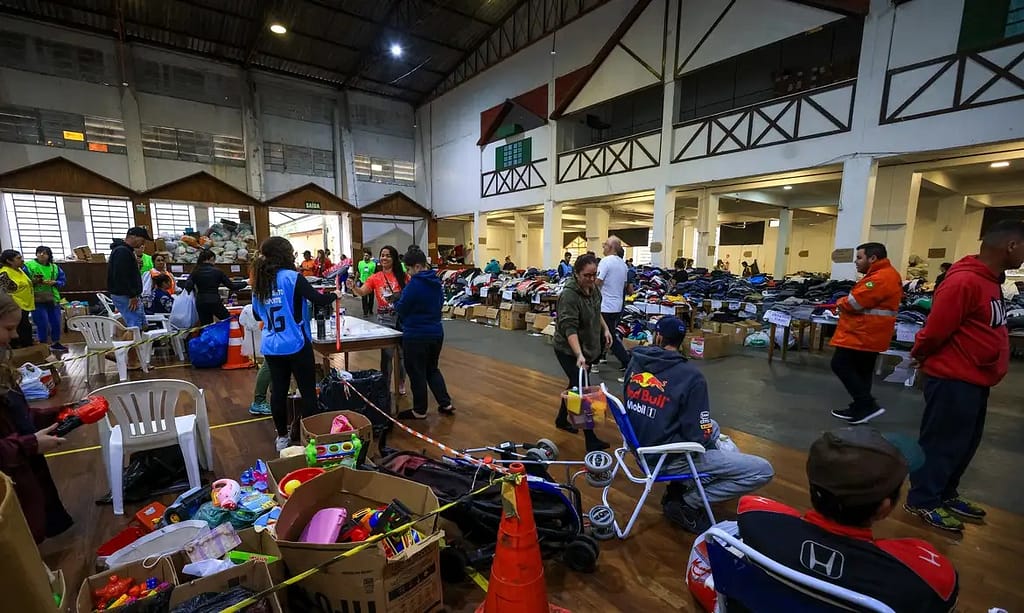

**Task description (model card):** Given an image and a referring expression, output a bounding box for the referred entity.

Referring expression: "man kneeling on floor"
[731,427,958,611]
[623,316,773,533]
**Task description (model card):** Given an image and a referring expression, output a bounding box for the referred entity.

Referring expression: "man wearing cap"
[623,316,774,533]
[108,226,152,333]
[734,427,957,611]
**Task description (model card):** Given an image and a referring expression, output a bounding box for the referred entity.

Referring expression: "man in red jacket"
[830,243,903,424]
[906,220,1024,531]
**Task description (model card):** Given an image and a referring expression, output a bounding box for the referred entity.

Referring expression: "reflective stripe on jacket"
[830,258,903,353]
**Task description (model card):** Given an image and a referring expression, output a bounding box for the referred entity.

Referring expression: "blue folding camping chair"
[600,385,716,538]
[704,526,894,612]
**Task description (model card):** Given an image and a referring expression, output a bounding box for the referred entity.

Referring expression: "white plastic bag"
[170,289,199,330]
[18,363,53,400]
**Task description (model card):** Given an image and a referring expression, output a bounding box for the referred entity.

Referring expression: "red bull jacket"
[623,346,714,449]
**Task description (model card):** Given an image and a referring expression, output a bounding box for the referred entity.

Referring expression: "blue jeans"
[663,420,775,508]
[33,303,61,343]
[111,294,146,330]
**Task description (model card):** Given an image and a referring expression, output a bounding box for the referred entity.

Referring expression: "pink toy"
[330,414,354,434]
[300,508,348,544]
[211,479,241,510]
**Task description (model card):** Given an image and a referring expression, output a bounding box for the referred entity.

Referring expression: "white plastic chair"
[94,380,213,515]
[704,526,895,612]
[67,316,147,382]
[600,384,716,538]
[146,314,186,361]
[96,293,122,321]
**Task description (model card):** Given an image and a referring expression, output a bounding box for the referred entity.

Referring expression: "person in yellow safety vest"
[829,242,903,425]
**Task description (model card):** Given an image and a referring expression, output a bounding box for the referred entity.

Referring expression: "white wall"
[348,91,417,206]
[716,220,836,275]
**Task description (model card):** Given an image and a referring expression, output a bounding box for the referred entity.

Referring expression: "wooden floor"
[32,338,1024,612]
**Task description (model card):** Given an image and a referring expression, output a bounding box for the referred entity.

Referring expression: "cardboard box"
[169,561,281,613]
[702,322,721,334]
[687,332,731,360]
[484,307,500,323]
[76,557,177,613]
[275,467,444,613]
[468,305,488,319]
[300,410,373,448]
[441,306,451,317]
[89,254,107,263]
[525,312,537,324]
[2,473,67,613]
[499,308,527,330]
[232,528,285,584]
[719,323,750,346]
[73,245,92,261]
[451,306,467,319]
[533,314,553,331]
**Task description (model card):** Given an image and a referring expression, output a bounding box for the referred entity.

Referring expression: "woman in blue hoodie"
[394,246,454,420]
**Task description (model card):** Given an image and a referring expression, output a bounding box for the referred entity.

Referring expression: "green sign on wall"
[495,138,532,171]
[305,201,322,210]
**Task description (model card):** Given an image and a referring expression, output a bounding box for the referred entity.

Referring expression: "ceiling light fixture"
[269,23,287,34]
[782,185,793,190]
[990,161,1011,168]
[390,43,403,58]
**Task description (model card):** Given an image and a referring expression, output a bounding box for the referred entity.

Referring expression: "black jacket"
[623,346,713,449]
[182,263,246,305]
[108,239,142,297]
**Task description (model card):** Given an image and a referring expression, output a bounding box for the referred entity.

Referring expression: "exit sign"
[305,201,322,210]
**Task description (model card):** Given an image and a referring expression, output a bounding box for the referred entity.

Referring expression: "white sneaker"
[275,436,291,452]
[590,364,600,374]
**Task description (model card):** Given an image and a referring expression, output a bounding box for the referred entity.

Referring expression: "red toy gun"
[53,396,109,437]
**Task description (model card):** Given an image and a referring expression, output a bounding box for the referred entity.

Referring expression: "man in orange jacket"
[830,242,903,424]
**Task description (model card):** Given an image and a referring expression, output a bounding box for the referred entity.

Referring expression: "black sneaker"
[397,409,427,420]
[663,500,712,534]
[831,406,885,424]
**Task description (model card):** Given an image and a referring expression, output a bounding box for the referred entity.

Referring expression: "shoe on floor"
[49,343,68,352]
[943,496,987,520]
[249,401,272,416]
[438,405,455,415]
[398,385,407,396]
[663,500,712,534]
[397,409,428,420]
[555,421,579,434]
[904,504,964,532]
[275,436,291,452]
[831,406,885,424]
[586,437,610,452]
[589,364,600,374]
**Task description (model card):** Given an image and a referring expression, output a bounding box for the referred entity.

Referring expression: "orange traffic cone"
[476,463,570,613]
[221,316,253,370]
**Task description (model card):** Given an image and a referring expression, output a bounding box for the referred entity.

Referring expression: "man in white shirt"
[596,235,631,370]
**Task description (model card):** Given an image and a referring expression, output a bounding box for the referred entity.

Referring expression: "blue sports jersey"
[253,269,311,355]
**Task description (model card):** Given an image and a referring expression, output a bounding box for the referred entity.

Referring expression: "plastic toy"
[92,576,170,610]
[283,480,301,497]
[350,499,422,558]
[161,485,213,525]
[306,435,361,469]
[96,526,147,557]
[134,502,167,532]
[238,491,276,514]
[52,396,110,437]
[211,479,241,509]
[330,414,354,434]
[240,459,269,492]
[276,467,325,499]
[300,507,349,543]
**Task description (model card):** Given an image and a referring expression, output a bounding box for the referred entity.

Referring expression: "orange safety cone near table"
[477,462,571,613]
[221,316,253,370]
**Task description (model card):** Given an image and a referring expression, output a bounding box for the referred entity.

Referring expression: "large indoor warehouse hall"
[0,0,1022,611]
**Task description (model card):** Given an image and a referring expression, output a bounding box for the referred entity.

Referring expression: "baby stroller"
[377,450,600,580]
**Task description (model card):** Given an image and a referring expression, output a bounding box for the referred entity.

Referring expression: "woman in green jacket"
[24,246,67,351]
[553,254,611,452]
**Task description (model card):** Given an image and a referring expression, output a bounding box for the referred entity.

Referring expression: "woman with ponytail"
[0,291,72,543]
[251,237,338,451]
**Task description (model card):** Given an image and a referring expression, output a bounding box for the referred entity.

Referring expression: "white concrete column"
[696,192,720,269]
[832,156,878,279]
[651,185,676,267]
[336,93,357,204]
[513,212,529,269]
[774,209,794,279]
[119,87,147,191]
[929,195,967,269]
[472,211,488,265]
[542,200,563,268]
[958,203,984,259]
[341,213,353,260]
[671,219,685,262]
[240,73,265,200]
[682,221,697,262]
[869,166,922,278]
[586,208,610,254]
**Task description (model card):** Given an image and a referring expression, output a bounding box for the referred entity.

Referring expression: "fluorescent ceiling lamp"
[782,185,793,190]
[269,23,287,34]
[390,43,403,57]
[370,163,383,172]
[769,219,780,228]
[990,161,1011,168]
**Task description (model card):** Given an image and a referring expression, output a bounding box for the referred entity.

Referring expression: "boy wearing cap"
[108,226,152,332]
[734,427,957,611]
[623,316,774,533]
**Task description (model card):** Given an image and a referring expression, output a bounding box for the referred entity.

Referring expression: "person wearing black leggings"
[552,254,610,452]
[251,236,337,451]
[182,249,246,324]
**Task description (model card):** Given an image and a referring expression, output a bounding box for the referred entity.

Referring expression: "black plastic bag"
[317,369,392,452]
[95,445,189,505]
[170,587,273,613]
